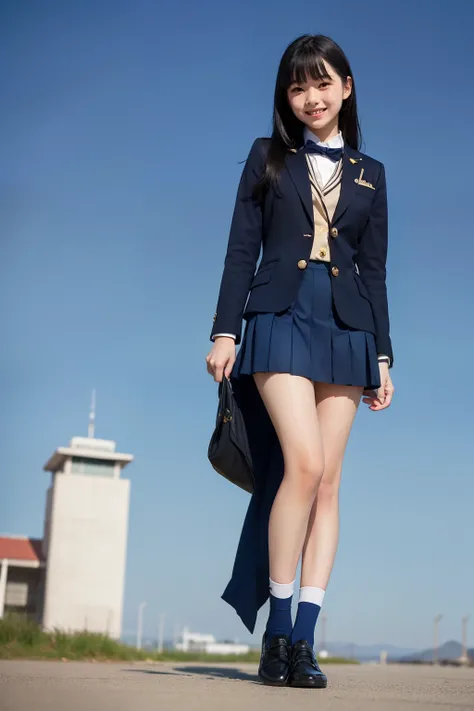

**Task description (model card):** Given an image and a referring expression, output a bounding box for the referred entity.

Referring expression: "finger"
[224,359,235,379]
[370,393,392,411]
[214,364,225,383]
[363,396,384,410]
[362,394,379,403]
[381,390,393,408]
[362,397,377,406]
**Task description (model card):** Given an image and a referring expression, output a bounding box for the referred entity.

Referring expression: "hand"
[205,337,236,383]
[362,363,394,411]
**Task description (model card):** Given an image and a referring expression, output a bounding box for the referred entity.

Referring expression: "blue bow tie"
[304,140,343,162]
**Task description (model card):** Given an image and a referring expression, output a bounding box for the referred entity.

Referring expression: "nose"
[305,86,320,106]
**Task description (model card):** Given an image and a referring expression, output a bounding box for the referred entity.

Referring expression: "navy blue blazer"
[211,137,393,364]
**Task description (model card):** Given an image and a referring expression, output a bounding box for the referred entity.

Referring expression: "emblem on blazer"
[354,168,375,190]
[349,157,363,164]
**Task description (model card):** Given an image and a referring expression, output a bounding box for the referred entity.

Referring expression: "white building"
[0,406,133,640]
[41,435,133,638]
[176,627,250,655]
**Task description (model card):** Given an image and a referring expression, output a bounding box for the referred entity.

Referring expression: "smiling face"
[287,60,352,142]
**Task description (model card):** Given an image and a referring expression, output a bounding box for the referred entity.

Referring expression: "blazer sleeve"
[210,138,266,344]
[357,162,394,366]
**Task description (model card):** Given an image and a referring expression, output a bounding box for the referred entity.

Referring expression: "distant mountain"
[320,642,418,661]
[399,641,474,662]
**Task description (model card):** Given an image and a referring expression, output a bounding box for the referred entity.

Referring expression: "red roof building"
[0,536,45,620]
[0,536,44,564]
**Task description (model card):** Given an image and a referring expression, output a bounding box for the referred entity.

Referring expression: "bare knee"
[317,472,342,506]
[285,451,325,498]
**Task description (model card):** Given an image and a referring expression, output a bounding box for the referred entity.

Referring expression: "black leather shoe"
[289,640,328,688]
[258,633,291,686]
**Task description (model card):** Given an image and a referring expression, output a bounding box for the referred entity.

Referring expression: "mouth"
[305,108,327,118]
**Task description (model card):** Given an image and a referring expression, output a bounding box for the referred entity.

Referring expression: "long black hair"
[255,34,361,199]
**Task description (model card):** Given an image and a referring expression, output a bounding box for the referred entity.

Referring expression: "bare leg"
[253,373,325,584]
[300,382,363,589]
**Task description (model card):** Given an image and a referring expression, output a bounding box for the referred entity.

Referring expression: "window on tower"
[70,456,115,477]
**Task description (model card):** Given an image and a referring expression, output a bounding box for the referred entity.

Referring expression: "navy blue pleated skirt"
[233,260,381,391]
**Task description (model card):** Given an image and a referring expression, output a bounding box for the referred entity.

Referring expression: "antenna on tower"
[88,389,96,438]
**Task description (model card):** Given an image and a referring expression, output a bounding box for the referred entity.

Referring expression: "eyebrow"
[290,78,332,86]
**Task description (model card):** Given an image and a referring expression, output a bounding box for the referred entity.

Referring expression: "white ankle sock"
[299,586,326,606]
[269,578,296,599]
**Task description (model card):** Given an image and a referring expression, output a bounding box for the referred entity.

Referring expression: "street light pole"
[158,612,166,654]
[461,616,470,664]
[433,614,443,664]
[320,614,327,652]
[137,601,147,650]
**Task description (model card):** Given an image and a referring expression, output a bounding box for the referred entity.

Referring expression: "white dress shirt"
[213,130,391,367]
[303,126,344,187]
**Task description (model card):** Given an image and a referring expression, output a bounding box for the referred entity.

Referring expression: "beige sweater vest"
[306,155,343,262]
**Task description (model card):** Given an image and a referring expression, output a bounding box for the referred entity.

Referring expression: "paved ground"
[0,660,473,711]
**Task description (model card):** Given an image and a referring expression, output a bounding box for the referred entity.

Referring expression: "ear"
[343,76,353,101]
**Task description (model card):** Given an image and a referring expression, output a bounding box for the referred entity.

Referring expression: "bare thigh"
[253,373,324,478]
[314,381,364,484]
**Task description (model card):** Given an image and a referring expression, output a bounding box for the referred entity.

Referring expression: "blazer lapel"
[285,149,314,226]
[332,145,363,225]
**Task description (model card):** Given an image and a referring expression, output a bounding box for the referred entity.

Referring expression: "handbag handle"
[217,376,233,424]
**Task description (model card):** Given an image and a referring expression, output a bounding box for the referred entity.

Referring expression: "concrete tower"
[41,392,133,638]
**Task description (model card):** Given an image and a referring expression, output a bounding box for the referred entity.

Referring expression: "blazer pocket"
[353,187,376,211]
[250,261,277,288]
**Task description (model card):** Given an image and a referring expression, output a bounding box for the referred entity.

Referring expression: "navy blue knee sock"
[265,593,293,639]
[291,602,322,648]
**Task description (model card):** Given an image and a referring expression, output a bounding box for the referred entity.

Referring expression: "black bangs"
[285,51,331,88]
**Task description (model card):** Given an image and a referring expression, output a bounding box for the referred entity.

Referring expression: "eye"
[290,85,303,93]
[319,82,330,89]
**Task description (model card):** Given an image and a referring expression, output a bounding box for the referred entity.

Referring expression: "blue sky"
[1,0,473,650]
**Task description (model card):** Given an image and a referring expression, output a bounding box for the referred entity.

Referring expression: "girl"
[206,34,394,689]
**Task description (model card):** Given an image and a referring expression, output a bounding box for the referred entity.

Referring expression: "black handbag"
[208,376,254,494]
